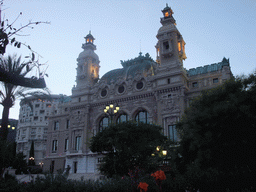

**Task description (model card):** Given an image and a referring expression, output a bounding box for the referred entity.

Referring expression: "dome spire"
[82,31,96,51]
[161,3,175,25]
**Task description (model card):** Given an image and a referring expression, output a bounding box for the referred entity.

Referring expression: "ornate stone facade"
[44,5,233,174]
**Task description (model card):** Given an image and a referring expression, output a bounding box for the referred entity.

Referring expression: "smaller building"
[16,94,71,165]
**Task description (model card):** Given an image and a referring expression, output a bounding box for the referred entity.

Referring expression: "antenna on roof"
[140,39,141,53]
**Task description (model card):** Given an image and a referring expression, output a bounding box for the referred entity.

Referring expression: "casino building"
[44,4,232,174]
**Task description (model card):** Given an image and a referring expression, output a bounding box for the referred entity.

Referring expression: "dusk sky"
[1,0,255,119]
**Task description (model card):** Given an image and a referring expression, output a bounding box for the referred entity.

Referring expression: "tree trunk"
[0,105,10,141]
[0,105,11,179]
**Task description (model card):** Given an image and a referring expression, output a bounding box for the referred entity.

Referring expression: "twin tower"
[74,4,186,90]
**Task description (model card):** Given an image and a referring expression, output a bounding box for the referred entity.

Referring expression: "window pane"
[52,140,58,152]
[135,111,149,124]
[65,139,69,151]
[117,114,128,123]
[76,136,81,151]
[169,125,178,142]
[99,117,109,132]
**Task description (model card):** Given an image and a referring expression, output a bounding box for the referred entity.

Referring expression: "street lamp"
[162,150,167,156]
[104,103,120,124]
[39,161,44,168]
[103,103,120,175]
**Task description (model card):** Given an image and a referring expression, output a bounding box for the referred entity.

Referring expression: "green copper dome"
[100,53,157,84]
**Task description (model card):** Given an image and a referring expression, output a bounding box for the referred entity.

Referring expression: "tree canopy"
[0,55,50,141]
[0,1,49,88]
[176,72,256,190]
[90,121,171,177]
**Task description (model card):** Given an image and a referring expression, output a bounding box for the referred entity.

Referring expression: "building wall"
[44,5,233,174]
[16,95,68,165]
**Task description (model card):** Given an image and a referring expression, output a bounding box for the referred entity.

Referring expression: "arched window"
[116,114,128,124]
[135,110,149,124]
[99,117,109,132]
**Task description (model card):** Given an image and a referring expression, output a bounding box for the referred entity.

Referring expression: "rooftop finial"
[89,30,91,34]
[166,3,168,7]
[140,39,141,53]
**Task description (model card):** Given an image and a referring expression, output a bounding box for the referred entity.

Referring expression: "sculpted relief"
[162,92,180,113]
[72,110,85,127]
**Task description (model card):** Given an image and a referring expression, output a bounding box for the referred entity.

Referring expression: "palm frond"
[0,54,51,109]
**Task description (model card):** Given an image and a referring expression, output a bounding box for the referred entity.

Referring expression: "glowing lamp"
[162,150,167,156]
[156,146,160,151]
[104,109,107,113]
[110,104,114,108]
[106,106,109,110]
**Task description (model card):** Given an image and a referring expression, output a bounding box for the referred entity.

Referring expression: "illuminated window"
[117,114,128,123]
[87,39,89,42]
[135,111,149,124]
[165,12,169,17]
[99,117,109,132]
[178,42,182,52]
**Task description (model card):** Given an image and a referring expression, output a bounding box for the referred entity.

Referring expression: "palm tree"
[0,54,50,178]
[0,54,50,141]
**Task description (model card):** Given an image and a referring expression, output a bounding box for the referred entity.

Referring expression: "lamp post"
[103,103,120,176]
[39,161,44,168]
[29,156,35,166]
[104,103,120,125]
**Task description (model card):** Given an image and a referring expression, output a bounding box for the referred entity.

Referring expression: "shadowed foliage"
[175,72,256,191]
[90,121,172,177]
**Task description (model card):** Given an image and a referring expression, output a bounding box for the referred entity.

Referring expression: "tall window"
[99,117,109,132]
[117,114,128,124]
[64,139,69,151]
[75,136,81,151]
[73,162,78,173]
[66,119,70,129]
[54,121,59,130]
[52,140,58,152]
[135,111,149,124]
[168,125,178,142]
